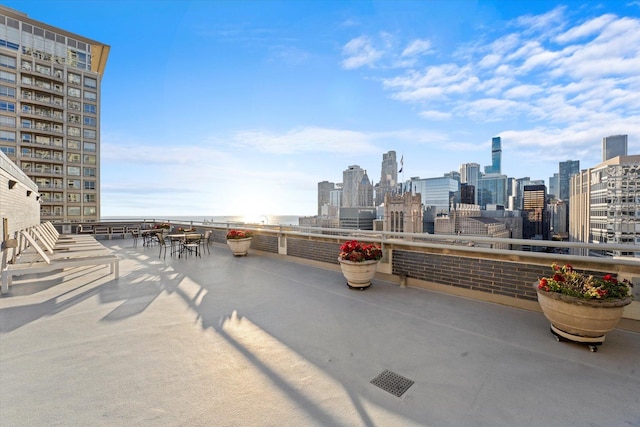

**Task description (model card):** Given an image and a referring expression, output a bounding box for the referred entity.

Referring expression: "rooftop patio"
[1,237,639,426]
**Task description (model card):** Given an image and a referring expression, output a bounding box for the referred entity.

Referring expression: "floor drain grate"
[370,370,414,397]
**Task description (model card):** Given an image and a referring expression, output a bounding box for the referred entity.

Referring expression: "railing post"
[278,225,287,255]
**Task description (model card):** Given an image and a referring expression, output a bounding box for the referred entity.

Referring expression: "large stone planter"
[227,238,252,256]
[535,283,631,351]
[338,259,379,290]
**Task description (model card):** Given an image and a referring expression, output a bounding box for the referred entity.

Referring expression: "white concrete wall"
[0,151,40,242]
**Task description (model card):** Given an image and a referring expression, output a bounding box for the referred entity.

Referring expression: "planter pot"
[535,283,631,350]
[227,237,252,256]
[338,258,379,290]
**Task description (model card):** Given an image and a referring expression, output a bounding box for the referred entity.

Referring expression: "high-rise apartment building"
[558,160,580,201]
[569,155,640,257]
[602,134,628,162]
[0,6,109,223]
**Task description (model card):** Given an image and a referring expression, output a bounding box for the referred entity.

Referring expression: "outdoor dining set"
[133,228,212,259]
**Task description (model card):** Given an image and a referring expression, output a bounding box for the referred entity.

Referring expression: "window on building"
[83,206,96,216]
[0,130,15,141]
[0,54,16,69]
[68,193,80,202]
[83,142,96,152]
[83,154,96,164]
[0,146,15,155]
[83,167,96,177]
[67,126,80,137]
[67,153,81,162]
[67,87,80,98]
[21,133,31,143]
[67,166,81,176]
[0,101,15,112]
[84,180,96,190]
[35,64,51,75]
[0,115,15,127]
[84,76,97,89]
[0,85,15,97]
[83,116,96,127]
[83,103,96,114]
[0,70,16,83]
[83,129,96,139]
[67,206,81,216]
[67,100,81,111]
[68,72,81,85]
[84,193,96,203]
[67,139,80,150]
[83,90,96,101]
[67,179,81,189]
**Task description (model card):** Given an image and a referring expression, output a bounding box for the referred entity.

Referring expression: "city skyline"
[3,0,638,218]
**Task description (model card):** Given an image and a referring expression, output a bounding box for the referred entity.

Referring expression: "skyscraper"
[477,173,508,208]
[376,150,397,205]
[602,134,628,161]
[558,160,580,201]
[0,6,109,223]
[342,165,365,208]
[358,170,373,207]
[569,155,640,257]
[523,184,548,240]
[548,173,559,199]
[459,162,480,204]
[485,137,501,174]
[317,181,334,215]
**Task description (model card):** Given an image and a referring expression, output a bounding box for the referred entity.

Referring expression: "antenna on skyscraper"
[399,154,404,194]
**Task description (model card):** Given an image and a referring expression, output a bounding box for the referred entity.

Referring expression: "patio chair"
[199,230,212,255]
[156,233,169,259]
[182,233,200,258]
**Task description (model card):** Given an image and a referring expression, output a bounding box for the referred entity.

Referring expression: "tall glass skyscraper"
[559,160,580,201]
[602,135,628,161]
[485,137,502,174]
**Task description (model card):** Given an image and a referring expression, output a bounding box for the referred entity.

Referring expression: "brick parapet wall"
[392,250,548,301]
[287,237,341,264]
[252,234,278,253]
[210,230,278,254]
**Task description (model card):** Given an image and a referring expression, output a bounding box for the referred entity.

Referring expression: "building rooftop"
[2,238,639,426]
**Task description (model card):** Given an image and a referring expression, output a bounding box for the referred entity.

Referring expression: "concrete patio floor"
[1,238,639,426]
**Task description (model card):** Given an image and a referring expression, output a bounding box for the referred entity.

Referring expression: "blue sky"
[5,0,640,218]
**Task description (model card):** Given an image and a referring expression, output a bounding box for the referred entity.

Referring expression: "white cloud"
[555,14,617,43]
[419,110,452,120]
[341,36,383,69]
[402,39,433,57]
[503,84,544,99]
[514,6,566,34]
